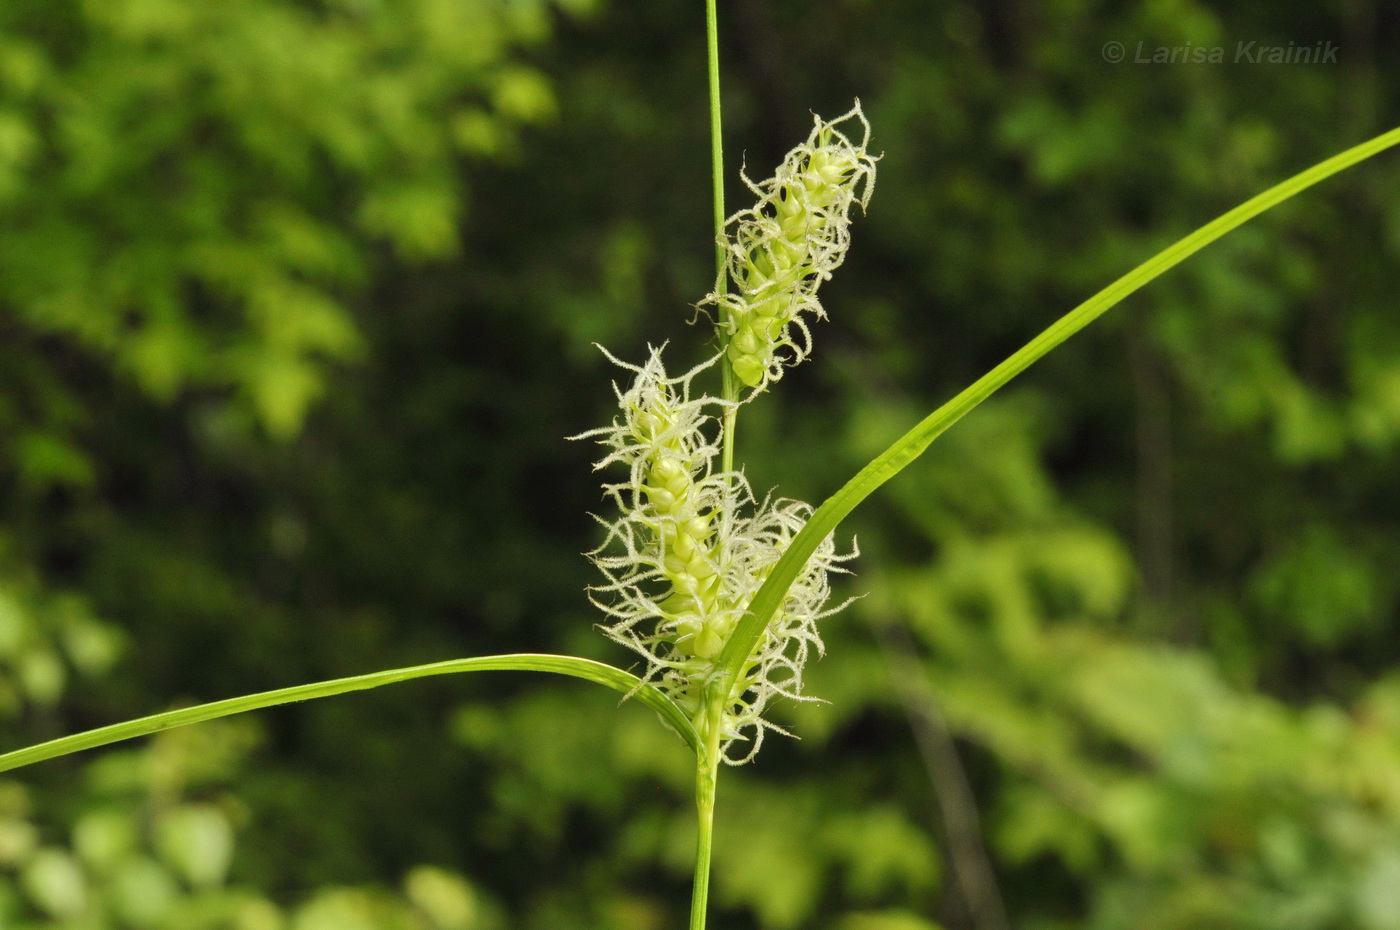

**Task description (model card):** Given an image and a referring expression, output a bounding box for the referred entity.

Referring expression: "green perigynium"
[583,106,873,762]
[706,102,878,391]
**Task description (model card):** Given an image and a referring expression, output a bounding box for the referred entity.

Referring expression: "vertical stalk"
[705,0,725,283]
[693,6,728,929]
[689,693,724,930]
[706,0,739,474]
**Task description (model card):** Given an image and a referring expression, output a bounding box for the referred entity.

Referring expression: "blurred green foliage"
[1,0,1399,928]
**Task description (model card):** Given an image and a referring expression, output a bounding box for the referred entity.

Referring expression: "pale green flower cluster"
[707,102,878,390]
[583,348,735,666]
[582,106,873,762]
[580,349,850,761]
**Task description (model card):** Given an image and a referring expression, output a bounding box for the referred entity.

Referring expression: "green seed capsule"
[686,555,716,580]
[673,612,702,634]
[731,329,760,355]
[752,297,782,319]
[695,573,720,599]
[649,456,686,485]
[731,354,766,388]
[671,530,697,561]
[645,485,677,513]
[685,517,712,541]
[662,590,698,615]
[633,409,670,441]
[691,625,724,659]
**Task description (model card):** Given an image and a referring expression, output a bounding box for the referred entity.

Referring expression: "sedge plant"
[2,5,1399,928]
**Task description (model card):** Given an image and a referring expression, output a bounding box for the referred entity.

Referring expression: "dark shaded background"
[1,1,1399,928]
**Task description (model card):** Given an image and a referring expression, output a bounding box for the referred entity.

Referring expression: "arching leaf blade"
[717,125,1400,698]
[0,653,701,773]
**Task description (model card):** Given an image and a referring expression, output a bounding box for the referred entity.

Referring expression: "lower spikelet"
[715,495,856,763]
[576,346,853,762]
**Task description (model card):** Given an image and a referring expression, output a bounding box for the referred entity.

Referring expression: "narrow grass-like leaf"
[0,653,701,773]
[717,125,1400,698]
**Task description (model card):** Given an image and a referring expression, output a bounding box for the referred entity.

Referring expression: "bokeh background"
[2,1,1399,928]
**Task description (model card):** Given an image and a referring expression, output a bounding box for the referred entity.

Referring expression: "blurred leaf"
[158,804,235,889]
[22,848,86,920]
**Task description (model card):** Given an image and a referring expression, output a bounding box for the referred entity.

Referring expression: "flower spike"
[578,345,854,761]
[705,101,878,391]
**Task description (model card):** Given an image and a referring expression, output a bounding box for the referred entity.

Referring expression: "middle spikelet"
[582,347,738,669]
[704,102,878,390]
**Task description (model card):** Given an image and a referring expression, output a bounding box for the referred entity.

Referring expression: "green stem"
[689,692,724,930]
[705,0,724,285]
[705,0,738,474]
[693,7,728,926]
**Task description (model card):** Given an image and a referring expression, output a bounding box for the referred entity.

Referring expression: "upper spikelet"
[705,102,877,391]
